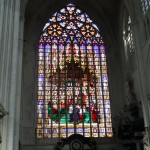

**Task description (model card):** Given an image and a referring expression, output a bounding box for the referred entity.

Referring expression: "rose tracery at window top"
[37,3,112,138]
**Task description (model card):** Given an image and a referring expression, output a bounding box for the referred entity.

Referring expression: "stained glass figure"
[37,3,113,138]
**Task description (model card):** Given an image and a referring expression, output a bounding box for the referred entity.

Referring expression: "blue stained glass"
[38,74,44,78]
[39,44,44,49]
[94,45,99,49]
[94,49,99,54]
[47,130,51,134]
[100,45,105,50]
[45,44,50,49]
[38,101,44,105]
[102,74,108,79]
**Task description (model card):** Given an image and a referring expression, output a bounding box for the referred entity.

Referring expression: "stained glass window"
[141,0,150,14]
[37,3,113,138]
[123,16,134,57]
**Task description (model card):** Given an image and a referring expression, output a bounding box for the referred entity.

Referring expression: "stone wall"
[0,0,23,150]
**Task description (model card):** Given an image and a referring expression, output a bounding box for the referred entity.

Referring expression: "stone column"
[132,7,150,150]
[0,0,22,150]
[124,0,150,149]
[131,5,150,129]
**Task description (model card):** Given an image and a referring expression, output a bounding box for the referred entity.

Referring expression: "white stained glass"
[141,0,150,14]
[123,16,134,57]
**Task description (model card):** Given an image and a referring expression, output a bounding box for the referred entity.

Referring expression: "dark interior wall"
[20,0,126,149]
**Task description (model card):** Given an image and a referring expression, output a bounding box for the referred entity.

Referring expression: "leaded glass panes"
[141,0,150,14]
[123,16,134,57]
[37,3,113,138]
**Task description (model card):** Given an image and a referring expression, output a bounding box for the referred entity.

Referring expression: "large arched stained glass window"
[37,3,112,138]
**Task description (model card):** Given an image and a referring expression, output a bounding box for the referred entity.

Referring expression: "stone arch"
[21,0,125,149]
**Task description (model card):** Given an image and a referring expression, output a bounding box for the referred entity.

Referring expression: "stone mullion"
[13,14,25,150]
[7,0,21,149]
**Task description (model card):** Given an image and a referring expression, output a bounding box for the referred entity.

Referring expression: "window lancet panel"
[123,16,134,58]
[141,0,150,14]
[37,3,112,138]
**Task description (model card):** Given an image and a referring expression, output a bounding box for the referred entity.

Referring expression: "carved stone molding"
[0,103,8,143]
[0,103,8,119]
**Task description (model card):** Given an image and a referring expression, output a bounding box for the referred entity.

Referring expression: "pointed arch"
[37,3,112,138]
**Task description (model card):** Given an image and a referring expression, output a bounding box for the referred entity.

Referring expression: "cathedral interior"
[0,0,150,150]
